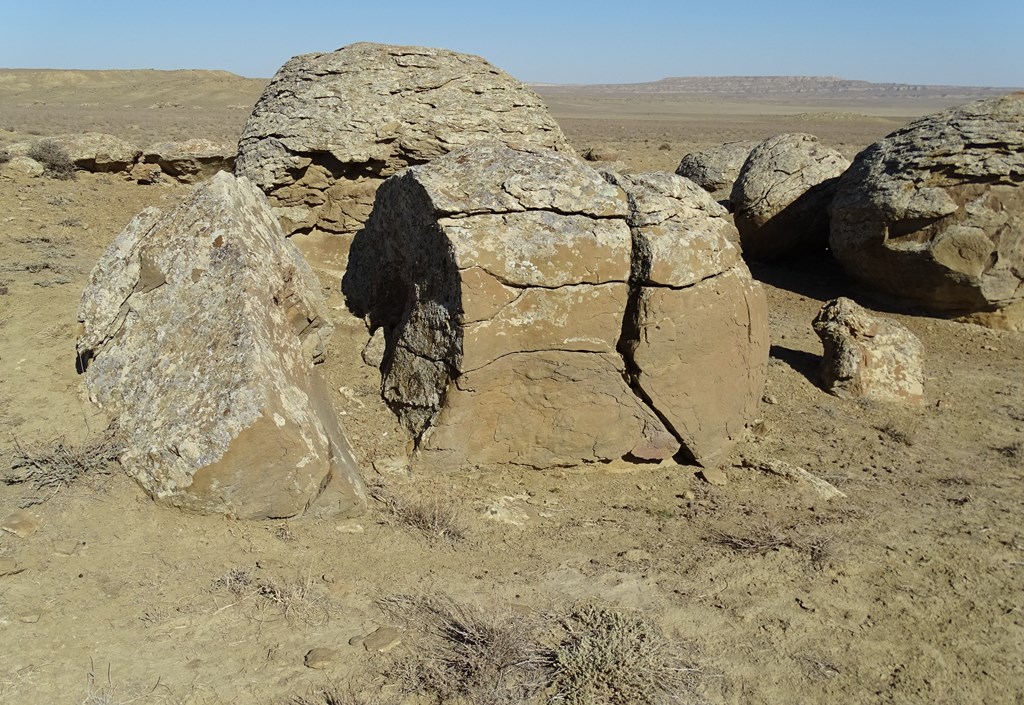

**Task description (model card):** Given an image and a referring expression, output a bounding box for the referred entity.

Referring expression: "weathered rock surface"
[0,156,44,178]
[142,138,235,183]
[77,172,365,518]
[346,144,676,467]
[731,133,849,260]
[829,94,1024,326]
[607,172,770,463]
[347,145,769,468]
[813,297,924,404]
[235,42,574,271]
[675,140,758,207]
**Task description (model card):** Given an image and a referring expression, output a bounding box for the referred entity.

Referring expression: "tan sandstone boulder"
[731,133,849,260]
[142,138,236,183]
[813,298,924,405]
[829,94,1024,329]
[77,172,365,518]
[675,140,758,209]
[235,42,574,273]
[346,144,769,468]
[346,144,676,468]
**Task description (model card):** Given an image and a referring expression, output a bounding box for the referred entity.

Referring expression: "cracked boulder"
[346,144,768,468]
[235,42,574,274]
[813,298,925,405]
[675,140,758,209]
[829,94,1024,329]
[346,144,677,468]
[731,133,849,260]
[77,172,366,519]
[607,172,770,464]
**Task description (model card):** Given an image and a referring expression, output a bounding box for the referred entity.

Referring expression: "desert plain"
[0,68,1022,704]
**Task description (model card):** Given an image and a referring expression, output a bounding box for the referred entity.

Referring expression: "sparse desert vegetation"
[0,63,1022,705]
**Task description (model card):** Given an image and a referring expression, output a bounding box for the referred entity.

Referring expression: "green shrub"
[27,139,76,179]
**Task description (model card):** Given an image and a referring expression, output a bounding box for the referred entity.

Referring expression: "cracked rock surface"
[675,140,758,209]
[608,172,770,464]
[346,144,768,468]
[829,93,1024,328]
[813,297,925,405]
[77,172,366,519]
[731,133,849,260]
[235,42,573,272]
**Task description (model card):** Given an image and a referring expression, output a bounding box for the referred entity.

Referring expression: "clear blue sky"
[3,0,1022,87]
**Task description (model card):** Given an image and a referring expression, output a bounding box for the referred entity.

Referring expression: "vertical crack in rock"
[606,171,770,466]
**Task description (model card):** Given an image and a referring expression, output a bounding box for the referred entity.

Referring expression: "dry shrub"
[289,690,388,705]
[0,147,10,165]
[213,567,331,626]
[710,522,836,569]
[372,486,465,542]
[379,596,703,705]
[381,595,545,705]
[545,604,699,705]
[27,139,76,179]
[5,430,123,499]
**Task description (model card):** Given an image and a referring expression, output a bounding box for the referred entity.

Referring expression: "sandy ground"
[0,73,1022,705]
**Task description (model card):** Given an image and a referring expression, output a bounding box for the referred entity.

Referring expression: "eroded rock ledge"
[345,144,768,469]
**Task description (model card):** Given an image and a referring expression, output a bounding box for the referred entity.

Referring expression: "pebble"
[304,647,338,669]
[53,540,81,556]
[0,557,22,576]
[698,467,729,486]
[19,612,41,624]
[350,626,403,653]
[1,511,41,538]
[762,394,778,405]
[335,523,365,534]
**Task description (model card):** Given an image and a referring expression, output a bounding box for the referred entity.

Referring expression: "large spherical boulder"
[829,94,1024,328]
[236,42,574,273]
[675,140,758,208]
[731,133,849,260]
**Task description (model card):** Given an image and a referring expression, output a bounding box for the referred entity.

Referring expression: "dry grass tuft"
[381,595,545,705]
[27,139,76,179]
[545,603,700,705]
[379,595,704,705]
[4,430,124,502]
[371,486,465,542]
[710,522,836,569]
[289,689,388,705]
[213,567,332,626]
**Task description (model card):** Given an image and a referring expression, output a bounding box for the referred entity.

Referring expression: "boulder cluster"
[72,42,1023,518]
[677,92,1024,329]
